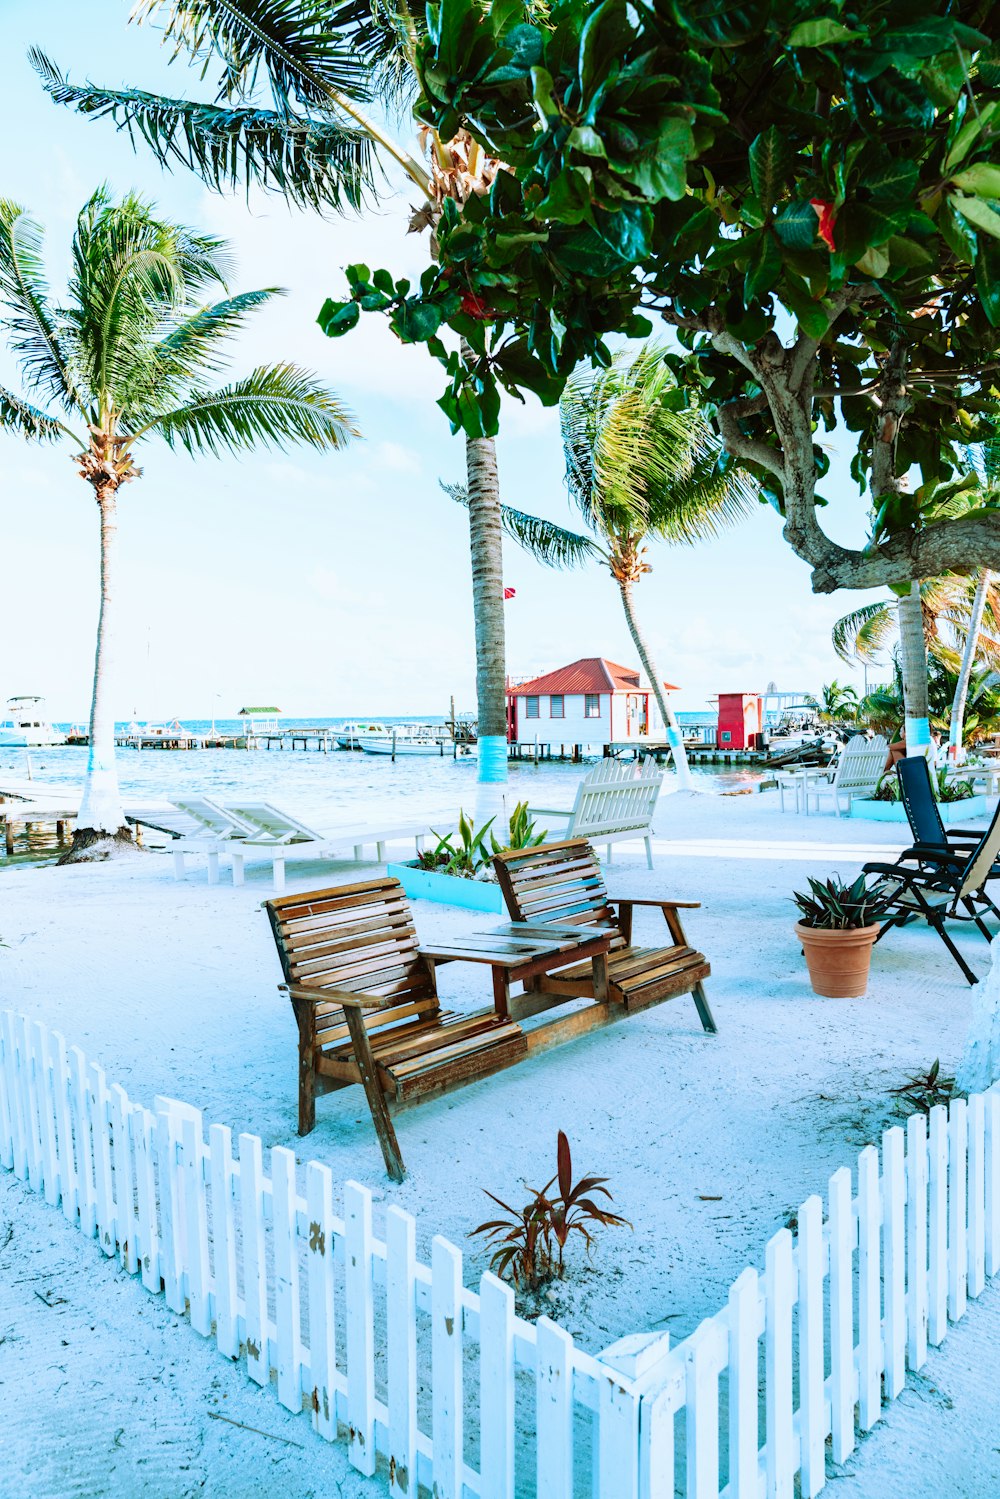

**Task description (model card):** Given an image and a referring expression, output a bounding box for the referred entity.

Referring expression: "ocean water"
[1,717,763,836]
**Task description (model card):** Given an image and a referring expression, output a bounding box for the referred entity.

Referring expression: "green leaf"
[317,298,360,336]
[781,278,832,337]
[788,18,864,47]
[749,126,792,212]
[744,231,781,301]
[865,160,919,202]
[394,300,443,342]
[593,203,653,264]
[938,198,978,262]
[952,192,1000,242]
[627,116,695,201]
[855,243,890,278]
[568,126,607,158]
[530,66,560,123]
[976,240,1000,327]
[951,164,1000,199]
[774,201,818,249]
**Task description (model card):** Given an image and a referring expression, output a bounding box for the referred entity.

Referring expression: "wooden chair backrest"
[264,878,439,1042]
[959,800,1000,897]
[565,756,663,839]
[493,839,628,950]
[832,734,888,792]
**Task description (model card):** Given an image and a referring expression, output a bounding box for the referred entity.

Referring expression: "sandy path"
[0,786,995,1493]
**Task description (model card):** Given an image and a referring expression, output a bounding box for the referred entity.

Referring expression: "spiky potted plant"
[792,874,894,998]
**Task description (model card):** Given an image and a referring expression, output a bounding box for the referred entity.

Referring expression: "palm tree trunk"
[949,569,991,763]
[465,421,508,787]
[617,578,695,790]
[897,580,933,757]
[64,487,130,857]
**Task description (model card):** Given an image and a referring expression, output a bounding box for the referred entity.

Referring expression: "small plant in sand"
[471,1131,631,1291]
[890,1060,960,1116]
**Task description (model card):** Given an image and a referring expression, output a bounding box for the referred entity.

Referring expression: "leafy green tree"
[36,0,513,784]
[0,189,354,857]
[318,0,1000,759]
[452,346,756,786]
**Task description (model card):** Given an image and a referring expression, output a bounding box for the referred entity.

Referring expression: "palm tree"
[817,681,859,723]
[450,346,756,789]
[34,0,512,783]
[0,189,355,858]
[833,572,1000,755]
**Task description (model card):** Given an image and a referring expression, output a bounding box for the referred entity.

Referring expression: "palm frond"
[152,288,283,385]
[831,600,897,663]
[145,362,358,455]
[31,53,377,214]
[443,480,600,567]
[0,385,67,441]
[131,0,376,112]
[0,200,79,413]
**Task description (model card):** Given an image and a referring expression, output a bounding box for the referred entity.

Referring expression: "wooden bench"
[493,838,716,1032]
[265,875,614,1181]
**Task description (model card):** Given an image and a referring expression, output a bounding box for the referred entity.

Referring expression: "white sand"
[0,787,995,1496]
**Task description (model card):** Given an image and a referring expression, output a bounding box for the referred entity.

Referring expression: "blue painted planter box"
[387,861,505,913]
[850,794,988,824]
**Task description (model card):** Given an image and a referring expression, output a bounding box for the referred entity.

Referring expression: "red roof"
[508,657,678,695]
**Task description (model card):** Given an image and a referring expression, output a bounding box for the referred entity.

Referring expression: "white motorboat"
[336,720,390,750]
[0,697,67,747]
[359,728,454,756]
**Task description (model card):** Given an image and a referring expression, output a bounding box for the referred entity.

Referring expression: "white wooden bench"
[529,756,664,868]
[798,734,888,816]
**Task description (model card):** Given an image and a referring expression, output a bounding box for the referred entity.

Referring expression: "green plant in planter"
[413,802,546,880]
[934,769,975,804]
[871,775,902,804]
[792,874,894,931]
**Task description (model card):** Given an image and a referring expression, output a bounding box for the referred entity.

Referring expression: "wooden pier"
[507,739,764,766]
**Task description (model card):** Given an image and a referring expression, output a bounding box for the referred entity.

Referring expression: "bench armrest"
[282,981,399,1012]
[527,806,572,819]
[612,897,701,911]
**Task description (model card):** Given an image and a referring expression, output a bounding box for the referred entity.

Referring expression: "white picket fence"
[1,1006,998,1498]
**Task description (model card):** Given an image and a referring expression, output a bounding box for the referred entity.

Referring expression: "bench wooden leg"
[592,951,610,1004]
[172,849,185,880]
[342,1006,407,1183]
[644,834,653,870]
[292,998,318,1135]
[207,850,220,885]
[231,850,245,886]
[492,967,512,1020]
[663,908,688,947]
[692,980,717,1034]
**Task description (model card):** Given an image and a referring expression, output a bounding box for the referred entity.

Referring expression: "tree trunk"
[465,424,508,787]
[949,569,991,763]
[62,486,132,860]
[896,581,933,757]
[618,578,695,791]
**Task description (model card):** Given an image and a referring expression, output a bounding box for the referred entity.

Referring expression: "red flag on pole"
[503,586,516,601]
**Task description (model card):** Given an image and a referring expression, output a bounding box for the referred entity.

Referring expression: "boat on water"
[336,721,391,750]
[0,697,67,747]
[359,727,457,757]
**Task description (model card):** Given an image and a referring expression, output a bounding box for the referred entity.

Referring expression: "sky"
[0,0,890,722]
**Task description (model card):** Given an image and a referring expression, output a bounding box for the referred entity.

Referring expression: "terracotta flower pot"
[794,921,881,998]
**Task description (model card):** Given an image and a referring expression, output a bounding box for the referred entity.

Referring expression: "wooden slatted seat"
[265,878,527,1180]
[493,838,716,1031]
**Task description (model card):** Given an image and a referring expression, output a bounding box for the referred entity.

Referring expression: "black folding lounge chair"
[863,797,1000,984]
[896,756,989,853]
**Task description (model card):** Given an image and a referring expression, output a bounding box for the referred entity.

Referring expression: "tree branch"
[717,394,785,479]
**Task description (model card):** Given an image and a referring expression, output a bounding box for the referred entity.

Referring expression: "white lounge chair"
[136,798,257,883]
[528,755,664,869]
[799,734,889,816]
[225,802,434,890]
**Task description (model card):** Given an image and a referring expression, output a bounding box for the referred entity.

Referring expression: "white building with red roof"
[505,657,678,746]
